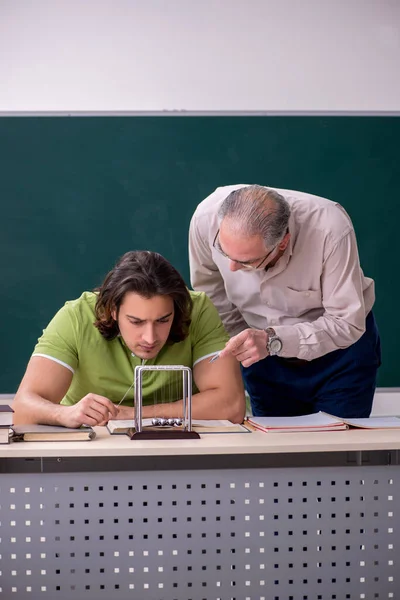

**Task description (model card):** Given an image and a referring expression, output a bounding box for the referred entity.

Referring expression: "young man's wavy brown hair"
[94,251,192,342]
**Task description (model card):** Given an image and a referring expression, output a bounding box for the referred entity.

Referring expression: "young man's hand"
[61,394,119,428]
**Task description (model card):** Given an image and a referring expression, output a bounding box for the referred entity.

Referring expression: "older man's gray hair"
[218,185,290,249]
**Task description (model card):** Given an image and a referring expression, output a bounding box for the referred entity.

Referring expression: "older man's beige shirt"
[189,185,375,361]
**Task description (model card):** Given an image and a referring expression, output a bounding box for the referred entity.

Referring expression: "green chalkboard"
[0,116,398,391]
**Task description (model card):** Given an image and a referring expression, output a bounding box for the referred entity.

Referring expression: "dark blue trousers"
[242,311,381,418]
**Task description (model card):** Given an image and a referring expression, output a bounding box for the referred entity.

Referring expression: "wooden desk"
[1,428,399,599]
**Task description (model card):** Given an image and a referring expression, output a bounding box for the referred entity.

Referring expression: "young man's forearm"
[142,389,245,423]
[13,392,67,426]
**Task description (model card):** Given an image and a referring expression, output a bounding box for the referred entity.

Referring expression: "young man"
[13,251,245,427]
[189,184,381,418]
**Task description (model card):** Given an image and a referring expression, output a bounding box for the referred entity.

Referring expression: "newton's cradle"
[131,365,200,440]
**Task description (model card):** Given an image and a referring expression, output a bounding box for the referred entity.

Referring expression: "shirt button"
[270,319,276,325]
[305,292,310,297]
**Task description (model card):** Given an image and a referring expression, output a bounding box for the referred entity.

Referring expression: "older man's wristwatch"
[265,327,283,356]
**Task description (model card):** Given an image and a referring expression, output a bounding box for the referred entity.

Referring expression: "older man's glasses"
[213,230,277,270]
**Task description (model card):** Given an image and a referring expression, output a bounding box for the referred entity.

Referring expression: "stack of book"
[246,411,400,433]
[0,405,14,444]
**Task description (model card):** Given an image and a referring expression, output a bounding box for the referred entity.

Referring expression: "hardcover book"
[0,405,14,427]
[11,424,96,442]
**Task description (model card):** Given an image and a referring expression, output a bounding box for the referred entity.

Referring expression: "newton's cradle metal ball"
[152,417,183,427]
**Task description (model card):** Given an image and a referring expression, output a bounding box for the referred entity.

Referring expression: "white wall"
[1,0,399,113]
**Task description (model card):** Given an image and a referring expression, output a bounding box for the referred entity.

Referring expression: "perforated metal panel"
[0,465,399,599]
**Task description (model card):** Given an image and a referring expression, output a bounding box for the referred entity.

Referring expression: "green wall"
[0,116,398,391]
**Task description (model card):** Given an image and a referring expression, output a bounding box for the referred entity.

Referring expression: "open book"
[107,418,250,435]
[11,425,96,442]
[247,411,400,433]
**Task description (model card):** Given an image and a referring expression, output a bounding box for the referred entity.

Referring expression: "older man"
[189,184,381,418]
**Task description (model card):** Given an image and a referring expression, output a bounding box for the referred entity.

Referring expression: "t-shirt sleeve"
[33,302,80,372]
[190,293,229,365]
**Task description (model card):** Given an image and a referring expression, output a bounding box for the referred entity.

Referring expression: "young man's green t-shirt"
[33,290,229,407]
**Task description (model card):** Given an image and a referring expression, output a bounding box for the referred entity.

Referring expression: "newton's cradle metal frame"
[132,365,200,440]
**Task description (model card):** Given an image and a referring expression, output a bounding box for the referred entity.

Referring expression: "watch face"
[270,338,282,353]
